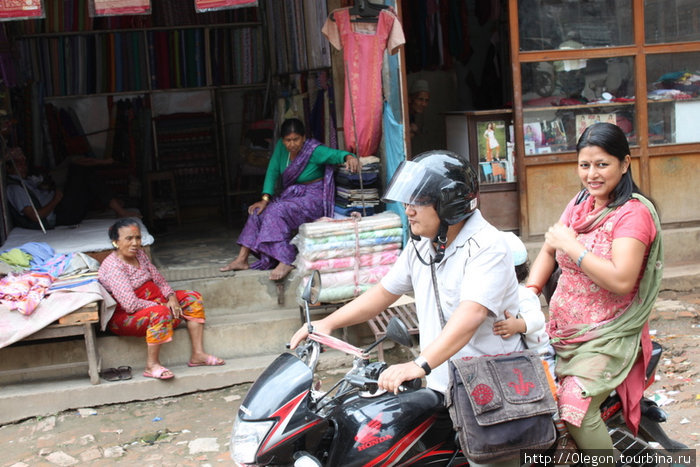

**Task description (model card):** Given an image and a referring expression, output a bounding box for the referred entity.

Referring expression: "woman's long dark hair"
[280,118,305,138]
[576,122,646,208]
[108,218,140,241]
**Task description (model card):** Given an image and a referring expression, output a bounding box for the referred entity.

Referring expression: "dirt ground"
[1,289,698,467]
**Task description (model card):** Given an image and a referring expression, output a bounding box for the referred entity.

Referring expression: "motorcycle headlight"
[230,416,274,465]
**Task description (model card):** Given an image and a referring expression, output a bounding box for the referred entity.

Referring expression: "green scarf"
[552,194,663,398]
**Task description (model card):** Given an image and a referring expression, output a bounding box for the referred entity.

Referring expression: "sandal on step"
[99,367,121,382]
[187,355,225,367]
[117,365,132,380]
[143,366,174,380]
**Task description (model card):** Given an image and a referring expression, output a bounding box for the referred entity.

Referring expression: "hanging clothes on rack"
[322,6,405,157]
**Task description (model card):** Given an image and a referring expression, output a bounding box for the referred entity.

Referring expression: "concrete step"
[0,349,357,426]
[0,308,304,386]
[163,268,302,313]
[0,354,274,426]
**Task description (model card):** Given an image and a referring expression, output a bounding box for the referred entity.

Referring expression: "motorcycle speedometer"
[230,416,274,465]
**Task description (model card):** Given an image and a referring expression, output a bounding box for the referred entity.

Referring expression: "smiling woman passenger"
[527,123,663,465]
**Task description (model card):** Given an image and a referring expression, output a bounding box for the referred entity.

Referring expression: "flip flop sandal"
[117,365,132,380]
[99,367,121,382]
[187,355,225,367]
[143,366,174,380]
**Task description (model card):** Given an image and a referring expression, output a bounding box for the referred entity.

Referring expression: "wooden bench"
[0,303,101,385]
[367,301,419,361]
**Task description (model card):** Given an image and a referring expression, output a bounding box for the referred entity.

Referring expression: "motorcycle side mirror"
[386,317,413,347]
[301,270,321,305]
[302,271,321,333]
[364,317,413,356]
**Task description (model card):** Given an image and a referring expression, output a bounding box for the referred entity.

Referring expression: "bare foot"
[220,259,249,272]
[269,262,294,281]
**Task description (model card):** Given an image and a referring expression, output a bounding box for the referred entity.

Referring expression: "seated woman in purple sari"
[220,118,360,280]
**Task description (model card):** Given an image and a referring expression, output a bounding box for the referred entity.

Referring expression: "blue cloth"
[13,242,55,267]
[31,252,73,277]
[382,101,409,246]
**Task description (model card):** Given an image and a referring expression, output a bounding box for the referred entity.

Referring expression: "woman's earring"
[112,241,118,248]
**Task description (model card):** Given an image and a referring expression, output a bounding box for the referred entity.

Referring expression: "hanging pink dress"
[323,8,405,157]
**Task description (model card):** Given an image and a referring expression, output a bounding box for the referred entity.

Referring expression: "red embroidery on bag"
[508,368,535,395]
[471,383,494,405]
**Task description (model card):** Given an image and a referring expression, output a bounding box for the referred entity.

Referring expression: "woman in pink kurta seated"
[527,123,662,465]
[98,218,224,380]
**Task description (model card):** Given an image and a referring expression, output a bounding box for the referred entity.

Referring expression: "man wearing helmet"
[291,151,524,463]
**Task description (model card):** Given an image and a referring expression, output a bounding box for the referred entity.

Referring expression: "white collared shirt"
[381,210,523,393]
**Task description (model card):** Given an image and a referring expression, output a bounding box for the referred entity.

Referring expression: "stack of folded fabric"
[334,156,381,217]
[292,212,402,303]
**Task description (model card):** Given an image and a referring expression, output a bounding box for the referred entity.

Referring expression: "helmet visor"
[382,160,447,206]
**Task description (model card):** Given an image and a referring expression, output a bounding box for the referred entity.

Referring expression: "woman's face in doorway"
[282,132,305,155]
[409,91,430,115]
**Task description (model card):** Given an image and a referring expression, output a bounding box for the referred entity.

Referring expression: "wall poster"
[0,0,44,20]
[89,0,150,16]
[195,0,258,12]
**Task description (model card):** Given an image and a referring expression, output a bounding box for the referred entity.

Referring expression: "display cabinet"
[445,109,518,231]
[508,0,700,238]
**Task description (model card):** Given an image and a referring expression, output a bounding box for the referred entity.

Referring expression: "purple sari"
[238,138,335,269]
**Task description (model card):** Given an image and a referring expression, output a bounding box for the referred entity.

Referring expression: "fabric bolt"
[295,234,402,254]
[107,281,204,345]
[98,249,175,314]
[296,227,402,249]
[296,247,400,274]
[0,271,55,316]
[239,137,349,269]
[298,211,401,238]
[297,242,402,262]
[323,7,405,157]
[549,193,662,432]
[307,265,392,289]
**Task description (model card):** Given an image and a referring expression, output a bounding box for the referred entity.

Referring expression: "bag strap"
[430,261,447,328]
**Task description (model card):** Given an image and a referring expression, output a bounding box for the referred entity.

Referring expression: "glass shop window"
[518,0,633,51]
[645,0,700,44]
[521,56,636,154]
[647,52,700,145]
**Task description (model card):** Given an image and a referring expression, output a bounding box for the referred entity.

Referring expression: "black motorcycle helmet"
[382,150,479,225]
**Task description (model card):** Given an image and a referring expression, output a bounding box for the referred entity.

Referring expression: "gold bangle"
[262,194,271,202]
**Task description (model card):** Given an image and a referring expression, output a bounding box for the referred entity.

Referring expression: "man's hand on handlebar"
[378,362,425,395]
[289,321,332,350]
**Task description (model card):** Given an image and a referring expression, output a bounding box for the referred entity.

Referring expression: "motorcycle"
[230,270,687,466]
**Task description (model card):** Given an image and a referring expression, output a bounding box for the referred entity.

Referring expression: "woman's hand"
[344,155,360,174]
[378,361,424,395]
[248,200,268,216]
[167,294,182,319]
[544,222,578,251]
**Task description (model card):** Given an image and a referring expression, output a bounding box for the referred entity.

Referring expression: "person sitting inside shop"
[219,118,359,281]
[4,147,139,230]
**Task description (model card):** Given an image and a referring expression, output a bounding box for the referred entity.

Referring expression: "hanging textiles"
[322,7,405,157]
[90,0,150,16]
[0,0,43,20]
[195,0,257,13]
